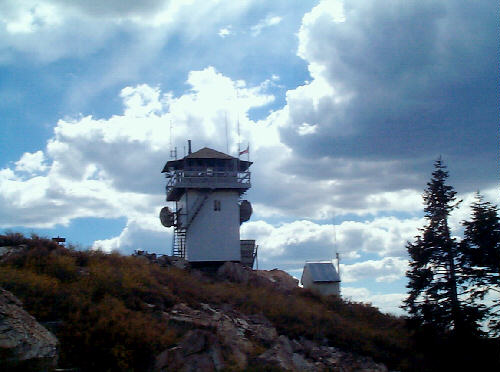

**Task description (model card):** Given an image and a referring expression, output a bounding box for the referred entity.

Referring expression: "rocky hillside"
[0,233,416,371]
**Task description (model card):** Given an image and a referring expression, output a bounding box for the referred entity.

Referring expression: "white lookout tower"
[160,141,256,268]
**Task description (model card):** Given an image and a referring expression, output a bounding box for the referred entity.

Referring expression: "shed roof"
[304,262,340,282]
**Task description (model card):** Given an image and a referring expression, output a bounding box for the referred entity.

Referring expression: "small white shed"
[301,262,341,296]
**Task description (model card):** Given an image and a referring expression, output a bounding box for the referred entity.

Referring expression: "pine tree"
[403,159,483,335]
[461,193,500,335]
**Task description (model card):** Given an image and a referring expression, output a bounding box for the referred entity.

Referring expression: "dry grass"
[0,233,415,371]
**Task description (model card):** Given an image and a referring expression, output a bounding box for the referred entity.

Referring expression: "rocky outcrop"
[254,268,300,292]
[216,262,299,292]
[156,302,388,372]
[0,288,58,371]
[133,250,190,269]
[155,329,224,372]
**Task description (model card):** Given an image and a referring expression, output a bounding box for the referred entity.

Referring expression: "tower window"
[214,200,221,211]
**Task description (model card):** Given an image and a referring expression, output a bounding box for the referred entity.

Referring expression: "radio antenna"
[332,219,341,279]
[169,120,177,159]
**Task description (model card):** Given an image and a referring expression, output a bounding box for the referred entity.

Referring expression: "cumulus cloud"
[0,67,273,230]
[242,216,422,271]
[272,0,497,195]
[15,151,47,174]
[93,213,171,255]
[341,257,408,283]
[342,287,406,315]
[297,123,317,136]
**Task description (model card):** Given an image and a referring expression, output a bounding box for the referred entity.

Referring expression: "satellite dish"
[239,200,252,224]
[160,206,175,227]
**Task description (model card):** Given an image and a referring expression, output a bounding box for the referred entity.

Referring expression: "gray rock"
[278,335,293,354]
[216,262,299,293]
[216,262,251,284]
[155,330,224,372]
[161,302,389,372]
[0,288,58,370]
[292,352,315,371]
[290,339,304,353]
[257,339,296,371]
[253,269,299,292]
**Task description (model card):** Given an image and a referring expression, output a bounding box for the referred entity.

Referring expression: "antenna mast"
[333,221,340,278]
[237,115,241,158]
[236,91,241,158]
[169,120,177,159]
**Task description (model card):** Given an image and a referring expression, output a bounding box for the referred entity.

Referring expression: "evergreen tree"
[403,159,483,335]
[461,193,500,335]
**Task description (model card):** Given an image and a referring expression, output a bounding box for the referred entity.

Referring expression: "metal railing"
[166,170,251,190]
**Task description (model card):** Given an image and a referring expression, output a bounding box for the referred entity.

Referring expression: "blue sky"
[0,0,498,315]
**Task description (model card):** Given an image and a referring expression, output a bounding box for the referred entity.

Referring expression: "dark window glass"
[214,200,221,211]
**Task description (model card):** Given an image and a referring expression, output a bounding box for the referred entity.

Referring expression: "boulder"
[216,261,252,284]
[154,329,223,372]
[0,288,58,370]
[254,269,299,292]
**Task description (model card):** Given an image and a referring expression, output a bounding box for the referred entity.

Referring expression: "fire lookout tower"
[160,142,255,267]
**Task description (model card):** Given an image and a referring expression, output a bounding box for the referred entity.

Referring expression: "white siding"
[185,190,241,262]
[308,282,340,296]
[301,266,341,296]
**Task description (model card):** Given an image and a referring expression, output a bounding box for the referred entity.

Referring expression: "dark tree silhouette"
[461,193,500,336]
[403,159,484,335]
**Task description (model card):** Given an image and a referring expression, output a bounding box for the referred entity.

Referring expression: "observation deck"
[165,168,251,201]
[162,146,252,201]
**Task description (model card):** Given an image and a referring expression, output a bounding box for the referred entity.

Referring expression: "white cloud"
[218,26,232,38]
[251,15,283,36]
[242,216,422,269]
[336,217,423,257]
[0,0,254,63]
[297,122,317,135]
[120,84,163,117]
[341,257,408,283]
[15,151,47,173]
[342,287,406,315]
[93,213,171,255]
[0,67,273,231]
[3,2,62,34]
[284,0,497,194]
[297,0,345,60]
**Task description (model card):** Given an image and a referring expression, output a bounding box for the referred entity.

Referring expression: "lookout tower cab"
[160,145,254,266]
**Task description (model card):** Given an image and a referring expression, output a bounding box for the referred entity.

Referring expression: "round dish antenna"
[239,200,252,224]
[160,206,175,227]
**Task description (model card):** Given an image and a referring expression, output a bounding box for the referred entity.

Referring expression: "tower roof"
[162,147,252,172]
[186,147,235,160]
